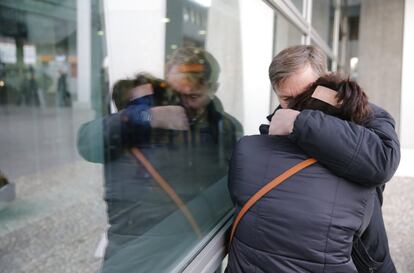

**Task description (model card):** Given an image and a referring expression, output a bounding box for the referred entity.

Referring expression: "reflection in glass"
[0,0,107,272]
[312,0,335,47]
[1,0,247,272]
[273,12,303,54]
[78,46,242,272]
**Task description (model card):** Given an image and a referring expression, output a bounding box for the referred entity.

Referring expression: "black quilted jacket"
[226,135,375,272]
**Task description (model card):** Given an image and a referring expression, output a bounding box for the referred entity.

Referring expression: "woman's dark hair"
[289,74,372,124]
[0,171,9,188]
[112,73,170,110]
[111,79,136,110]
[133,73,170,107]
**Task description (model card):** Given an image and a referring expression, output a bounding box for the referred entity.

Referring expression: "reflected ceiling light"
[97,30,104,36]
[55,55,66,62]
[350,57,359,70]
[161,17,171,23]
[198,30,206,35]
[103,56,109,69]
[171,44,178,50]
[0,81,4,87]
[190,0,211,7]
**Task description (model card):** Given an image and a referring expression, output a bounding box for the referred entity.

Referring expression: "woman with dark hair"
[226,74,375,273]
[290,73,371,124]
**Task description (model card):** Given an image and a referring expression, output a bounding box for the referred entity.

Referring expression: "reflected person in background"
[57,69,71,107]
[77,47,242,271]
[20,66,40,106]
[0,170,15,211]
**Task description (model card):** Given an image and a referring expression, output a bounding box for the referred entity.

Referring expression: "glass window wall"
[0,0,270,272]
[311,0,335,47]
[291,0,304,14]
[0,1,107,273]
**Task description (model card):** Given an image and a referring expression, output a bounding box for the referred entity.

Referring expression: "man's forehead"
[276,78,303,96]
[169,76,207,94]
[277,66,319,95]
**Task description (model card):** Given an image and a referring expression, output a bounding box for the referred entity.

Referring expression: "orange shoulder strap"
[229,158,317,246]
[130,147,202,238]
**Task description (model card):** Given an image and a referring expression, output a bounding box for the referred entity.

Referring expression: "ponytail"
[336,79,371,124]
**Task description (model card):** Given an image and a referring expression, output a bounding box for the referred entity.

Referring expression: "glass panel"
[270,11,304,110]
[98,0,271,269]
[0,0,107,273]
[1,0,275,272]
[273,13,303,54]
[291,0,304,14]
[311,39,334,70]
[311,0,335,47]
[338,4,360,77]
[97,1,243,272]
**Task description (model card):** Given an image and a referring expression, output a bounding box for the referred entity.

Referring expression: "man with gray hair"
[261,45,399,273]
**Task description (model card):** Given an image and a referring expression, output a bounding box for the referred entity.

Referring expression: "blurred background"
[0,0,413,272]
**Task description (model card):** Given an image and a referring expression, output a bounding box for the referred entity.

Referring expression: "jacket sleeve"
[288,103,400,186]
[77,114,121,163]
[77,108,151,163]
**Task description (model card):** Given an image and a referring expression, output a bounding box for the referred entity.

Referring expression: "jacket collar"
[260,105,282,135]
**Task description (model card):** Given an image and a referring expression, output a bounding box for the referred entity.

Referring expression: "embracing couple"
[225,45,399,273]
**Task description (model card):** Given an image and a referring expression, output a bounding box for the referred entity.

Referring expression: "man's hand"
[150,106,189,130]
[268,109,300,135]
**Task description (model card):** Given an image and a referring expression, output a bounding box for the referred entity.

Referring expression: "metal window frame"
[310,28,334,59]
[331,0,342,71]
[263,0,340,64]
[181,213,232,273]
[174,211,233,273]
[304,0,313,44]
[263,0,309,34]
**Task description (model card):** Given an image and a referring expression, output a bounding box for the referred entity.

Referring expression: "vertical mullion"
[331,0,342,71]
[304,0,313,44]
[301,0,307,46]
[270,11,278,114]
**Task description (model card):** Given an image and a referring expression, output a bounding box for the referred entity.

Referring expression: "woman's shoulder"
[236,135,298,152]
[231,135,310,169]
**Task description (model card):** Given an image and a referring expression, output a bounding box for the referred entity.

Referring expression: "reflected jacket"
[77,97,242,259]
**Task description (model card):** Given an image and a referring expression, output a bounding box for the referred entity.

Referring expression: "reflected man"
[77,47,242,270]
